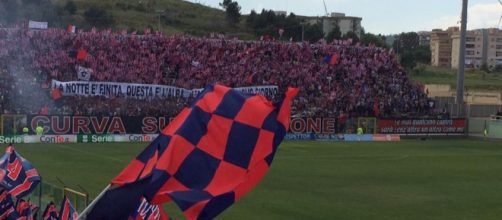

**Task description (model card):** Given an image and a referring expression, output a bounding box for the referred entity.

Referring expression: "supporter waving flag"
[42,201,59,220]
[0,145,41,199]
[59,195,79,220]
[85,84,298,220]
[0,188,19,220]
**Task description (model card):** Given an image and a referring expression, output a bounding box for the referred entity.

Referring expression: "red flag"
[51,88,62,100]
[59,196,78,220]
[76,49,87,61]
[373,100,380,116]
[329,54,339,65]
[39,106,49,115]
[42,202,59,220]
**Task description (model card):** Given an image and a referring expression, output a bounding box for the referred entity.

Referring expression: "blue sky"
[185,0,502,34]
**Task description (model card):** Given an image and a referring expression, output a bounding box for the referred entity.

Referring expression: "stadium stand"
[0,28,433,119]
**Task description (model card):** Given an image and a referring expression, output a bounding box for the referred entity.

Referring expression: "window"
[466,51,474,55]
[497,52,502,57]
[497,38,502,43]
[466,44,475,48]
[497,45,502,50]
[466,37,475,42]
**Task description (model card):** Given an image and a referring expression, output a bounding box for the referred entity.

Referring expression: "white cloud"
[431,3,502,30]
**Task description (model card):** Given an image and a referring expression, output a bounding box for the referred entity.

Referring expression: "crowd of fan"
[0,28,433,119]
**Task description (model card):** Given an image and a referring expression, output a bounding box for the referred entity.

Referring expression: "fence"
[25,180,88,219]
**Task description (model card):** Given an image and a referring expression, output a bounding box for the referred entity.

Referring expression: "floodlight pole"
[456,0,468,108]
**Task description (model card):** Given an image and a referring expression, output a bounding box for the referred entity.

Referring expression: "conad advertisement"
[0,135,158,144]
[378,119,466,135]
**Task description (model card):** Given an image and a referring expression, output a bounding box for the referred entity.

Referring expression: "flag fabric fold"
[0,146,41,199]
[87,84,298,220]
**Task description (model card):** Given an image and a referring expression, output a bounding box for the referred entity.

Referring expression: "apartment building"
[431,27,502,69]
[306,12,363,38]
[430,27,457,67]
[451,29,486,69]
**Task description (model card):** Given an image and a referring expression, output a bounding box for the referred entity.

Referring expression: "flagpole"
[77,184,111,220]
[38,177,42,219]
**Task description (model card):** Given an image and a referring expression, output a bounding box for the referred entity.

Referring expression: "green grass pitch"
[9,138,502,220]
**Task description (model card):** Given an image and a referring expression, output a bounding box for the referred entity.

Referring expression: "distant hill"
[0,0,254,38]
[62,0,254,38]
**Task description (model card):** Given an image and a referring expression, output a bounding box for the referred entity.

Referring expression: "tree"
[413,45,431,64]
[400,51,416,70]
[84,6,114,28]
[343,31,359,44]
[219,0,232,8]
[395,32,419,53]
[246,10,256,25]
[326,25,341,42]
[304,23,324,42]
[360,32,386,47]
[220,0,240,24]
[64,1,77,15]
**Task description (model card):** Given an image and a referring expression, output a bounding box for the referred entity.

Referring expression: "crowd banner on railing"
[51,80,278,99]
[28,20,48,29]
[378,119,466,135]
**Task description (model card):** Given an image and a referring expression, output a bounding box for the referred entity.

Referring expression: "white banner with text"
[51,80,279,99]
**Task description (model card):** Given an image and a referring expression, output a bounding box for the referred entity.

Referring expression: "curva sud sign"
[378,119,466,135]
[28,115,337,135]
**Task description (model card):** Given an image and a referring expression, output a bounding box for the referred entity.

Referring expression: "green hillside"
[411,65,502,91]
[58,0,253,37]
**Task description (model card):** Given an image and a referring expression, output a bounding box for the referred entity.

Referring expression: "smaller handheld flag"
[42,202,58,220]
[51,88,62,100]
[76,49,88,61]
[15,199,34,220]
[0,189,19,220]
[59,196,78,220]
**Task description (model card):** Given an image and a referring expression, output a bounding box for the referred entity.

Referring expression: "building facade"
[431,27,502,69]
[306,12,363,38]
[451,29,486,69]
[430,27,457,68]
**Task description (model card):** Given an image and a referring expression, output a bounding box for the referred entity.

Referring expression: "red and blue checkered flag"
[86,84,298,220]
[0,145,41,199]
[42,201,58,220]
[0,188,19,220]
[59,195,79,220]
